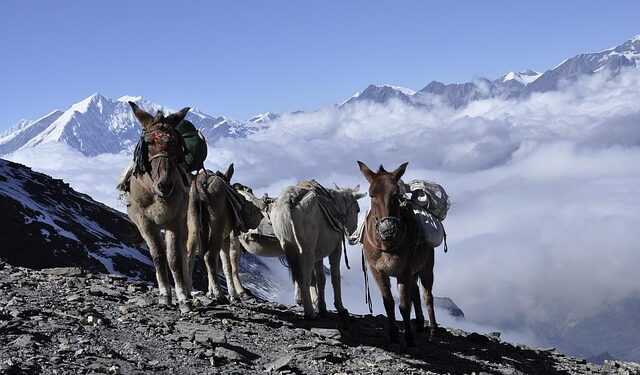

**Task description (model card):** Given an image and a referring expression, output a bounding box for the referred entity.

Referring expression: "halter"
[365,198,410,253]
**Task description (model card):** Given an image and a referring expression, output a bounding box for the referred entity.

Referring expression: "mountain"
[0,157,153,278]
[3,36,640,158]
[342,84,416,106]
[342,35,640,107]
[527,35,640,93]
[0,94,252,157]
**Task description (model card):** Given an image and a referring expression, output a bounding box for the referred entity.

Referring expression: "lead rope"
[443,226,448,253]
[362,248,373,314]
[342,235,351,269]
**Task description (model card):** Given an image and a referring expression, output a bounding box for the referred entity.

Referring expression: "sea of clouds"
[9,67,640,356]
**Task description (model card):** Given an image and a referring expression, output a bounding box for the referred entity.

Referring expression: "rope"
[342,236,351,269]
[443,225,448,253]
[361,247,373,314]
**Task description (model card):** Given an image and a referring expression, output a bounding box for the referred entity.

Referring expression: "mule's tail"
[271,193,305,285]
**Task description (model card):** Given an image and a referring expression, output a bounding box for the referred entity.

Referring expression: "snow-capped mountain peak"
[0,94,255,157]
[500,69,542,85]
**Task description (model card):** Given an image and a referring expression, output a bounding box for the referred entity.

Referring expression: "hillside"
[3,262,636,375]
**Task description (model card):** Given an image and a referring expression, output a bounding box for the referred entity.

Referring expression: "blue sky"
[1,0,639,129]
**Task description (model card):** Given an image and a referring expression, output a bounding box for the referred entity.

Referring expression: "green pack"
[175,119,208,172]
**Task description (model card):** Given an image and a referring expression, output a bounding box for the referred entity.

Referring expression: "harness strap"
[342,237,350,269]
[443,225,448,253]
[361,248,373,314]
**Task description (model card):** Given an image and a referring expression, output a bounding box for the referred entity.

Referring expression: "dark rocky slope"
[0,158,152,279]
[3,262,637,375]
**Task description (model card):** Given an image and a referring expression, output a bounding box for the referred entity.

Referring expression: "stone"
[41,267,85,277]
[310,328,342,341]
[214,347,248,363]
[11,334,35,348]
[174,322,227,345]
[265,354,294,372]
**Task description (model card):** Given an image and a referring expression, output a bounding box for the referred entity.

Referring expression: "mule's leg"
[412,277,425,333]
[370,267,398,343]
[165,229,191,313]
[203,234,225,302]
[313,261,327,317]
[229,235,249,299]
[299,254,318,319]
[219,237,239,302]
[310,272,319,307]
[398,277,416,347]
[139,223,172,306]
[419,248,438,332]
[328,246,349,319]
[185,228,197,295]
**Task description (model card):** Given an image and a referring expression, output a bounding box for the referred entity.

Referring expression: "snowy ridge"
[500,69,542,85]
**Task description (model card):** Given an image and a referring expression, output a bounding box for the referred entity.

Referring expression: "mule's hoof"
[158,295,171,306]
[337,308,350,320]
[209,294,229,305]
[415,320,426,333]
[179,301,192,314]
[239,292,254,302]
[318,309,328,319]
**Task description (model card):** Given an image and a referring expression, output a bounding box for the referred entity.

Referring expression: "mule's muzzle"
[375,216,401,245]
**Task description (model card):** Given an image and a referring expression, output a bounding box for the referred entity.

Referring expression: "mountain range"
[1,35,639,157]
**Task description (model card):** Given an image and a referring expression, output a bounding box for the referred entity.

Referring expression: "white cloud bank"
[8,67,640,356]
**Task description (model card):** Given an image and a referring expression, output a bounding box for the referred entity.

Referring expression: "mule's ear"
[165,107,190,126]
[357,161,376,183]
[391,162,409,181]
[353,191,367,200]
[129,101,154,128]
[224,163,235,181]
[353,184,360,192]
[333,183,341,190]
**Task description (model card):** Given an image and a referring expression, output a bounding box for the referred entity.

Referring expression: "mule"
[271,183,366,319]
[358,161,437,347]
[125,102,194,313]
[226,185,318,305]
[185,165,262,303]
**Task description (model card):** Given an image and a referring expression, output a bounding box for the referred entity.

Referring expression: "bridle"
[366,195,409,253]
[139,123,187,196]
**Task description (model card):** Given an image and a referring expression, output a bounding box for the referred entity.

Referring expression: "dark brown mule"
[358,161,437,347]
[186,165,239,302]
[127,102,193,313]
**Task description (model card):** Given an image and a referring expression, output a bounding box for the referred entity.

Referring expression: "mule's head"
[333,184,367,235]
[130,102,189,198]
[358,161,408,247]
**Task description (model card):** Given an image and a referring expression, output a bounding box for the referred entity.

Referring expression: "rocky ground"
[1,262,639,375]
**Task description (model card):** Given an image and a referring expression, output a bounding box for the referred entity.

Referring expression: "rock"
[265,354,294,372]
[310,328,342,341]
[215,346,248,363]
[174,322,227,345]
[10,334,35,348]
[89,285,122,298]
[41,267,86,277]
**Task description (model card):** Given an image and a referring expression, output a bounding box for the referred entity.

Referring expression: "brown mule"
[358,161,437,347]
[126,102,193,313]
[186,165,241,303]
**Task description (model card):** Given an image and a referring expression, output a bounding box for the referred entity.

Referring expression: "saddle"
[297,179,347,235]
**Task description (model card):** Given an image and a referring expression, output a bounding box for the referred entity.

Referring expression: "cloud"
[9,66,640,355]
